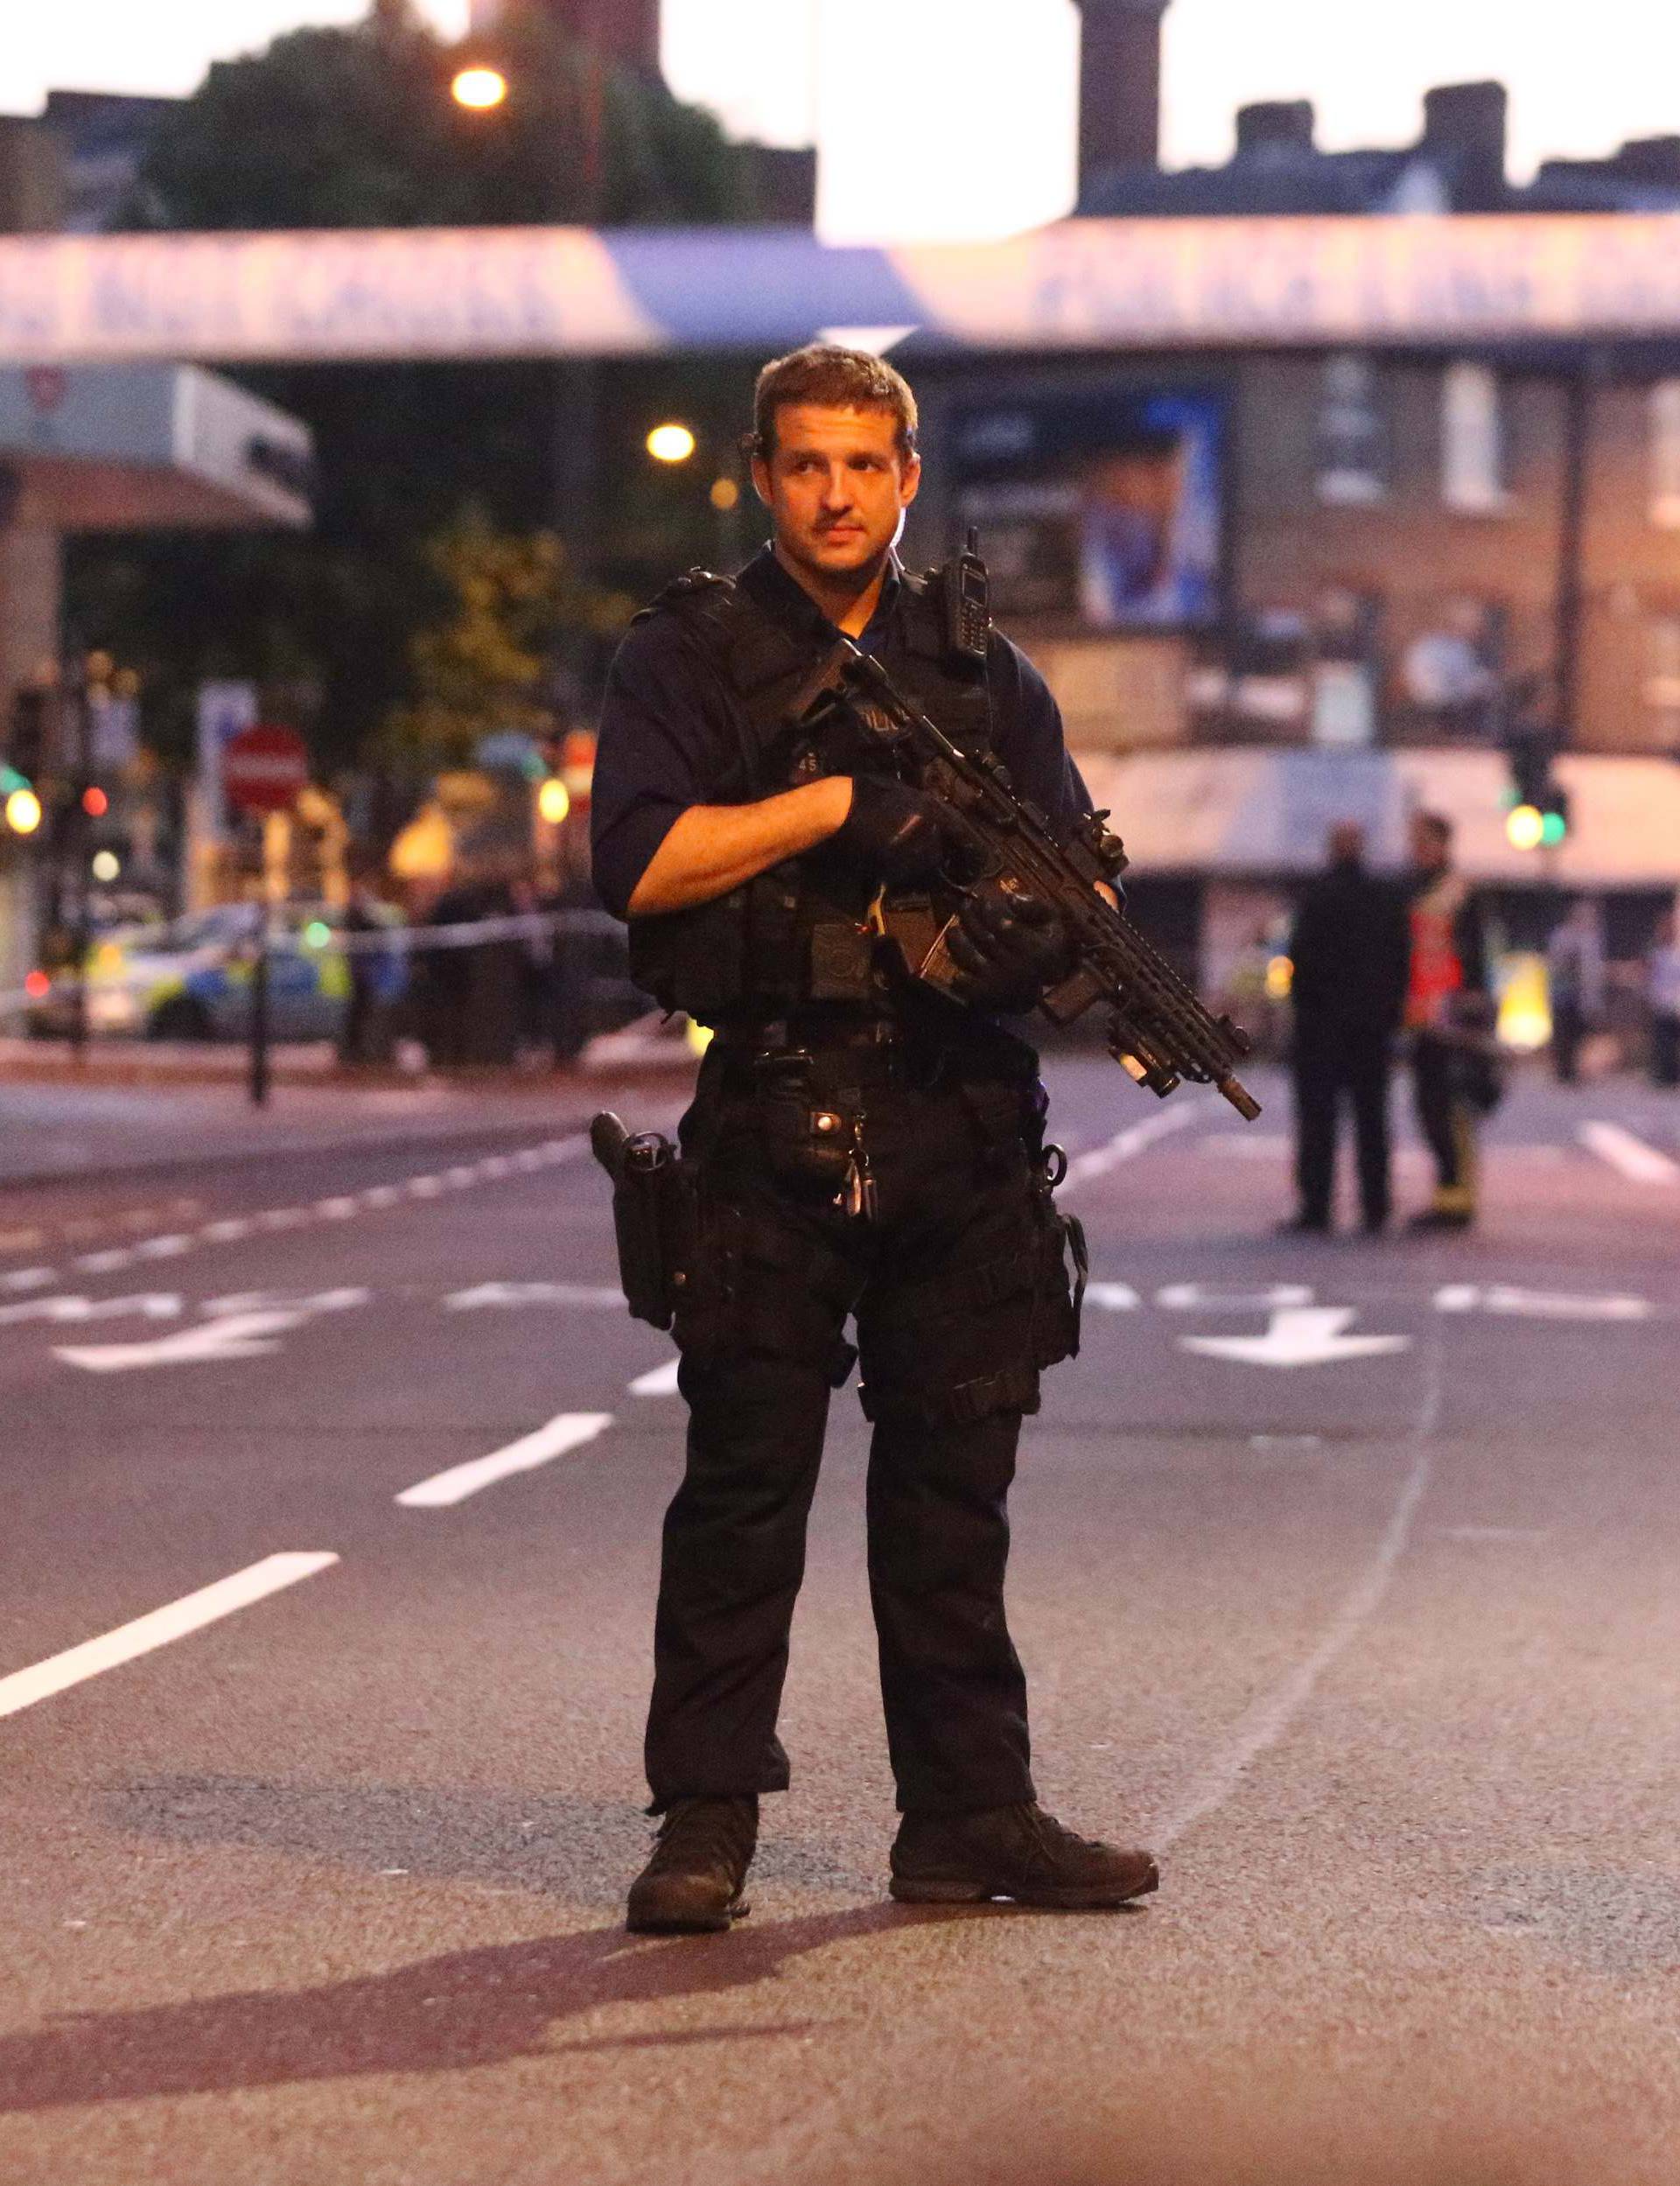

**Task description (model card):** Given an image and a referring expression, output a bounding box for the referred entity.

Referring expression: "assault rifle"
[790,640,1263,1124]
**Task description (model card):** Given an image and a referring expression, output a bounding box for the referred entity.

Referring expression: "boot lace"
[648,1797,755,1879]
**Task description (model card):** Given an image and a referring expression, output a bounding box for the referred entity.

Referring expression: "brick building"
[904,9,1680,984]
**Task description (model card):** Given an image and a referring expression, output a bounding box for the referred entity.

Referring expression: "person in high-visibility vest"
[1405,811,1494,1230]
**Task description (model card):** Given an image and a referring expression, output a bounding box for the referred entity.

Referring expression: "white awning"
[1079,746,1680,891]
[0,365,310,529]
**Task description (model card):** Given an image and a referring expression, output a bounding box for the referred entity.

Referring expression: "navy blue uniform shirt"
[590,544,1092,921]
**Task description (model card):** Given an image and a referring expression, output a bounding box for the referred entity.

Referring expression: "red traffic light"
[81,784,108,817]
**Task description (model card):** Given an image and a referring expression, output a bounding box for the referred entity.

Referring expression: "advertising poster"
[952,384,1226,630]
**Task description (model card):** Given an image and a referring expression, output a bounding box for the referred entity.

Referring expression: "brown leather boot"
[626,1796,759,1934]
[890,1803,1158,1909]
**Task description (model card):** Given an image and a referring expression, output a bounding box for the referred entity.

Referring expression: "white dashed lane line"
[2,1135,585,1295]
[0,1554,340,1721]
[1578,1120,1680,1186]
[396,1411,613,1510]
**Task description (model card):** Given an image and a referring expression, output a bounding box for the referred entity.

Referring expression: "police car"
[28,903,397,1042]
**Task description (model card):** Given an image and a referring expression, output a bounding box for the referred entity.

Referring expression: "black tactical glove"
[832,776,969,890]
[946,878,1073,1014]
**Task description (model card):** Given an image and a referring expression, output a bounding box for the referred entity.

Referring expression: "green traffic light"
[1540,810,1568,847]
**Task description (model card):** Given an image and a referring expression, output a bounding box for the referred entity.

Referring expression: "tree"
[382,509,634,771]
[68,1,758,780]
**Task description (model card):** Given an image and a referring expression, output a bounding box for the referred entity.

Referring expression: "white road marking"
[396,1410,613,1509]
[0,1293,180,1328]
[1182,1307,1411,1370]
[0,1554,339,1720]
[200,1288,370,1319]
[1439,1526,1552,1544]
[1084,1282,1141,1312]
[446,1280,624,1311]
[1435,1283,1654,1321]
[1153,1334,1445,1848]
[1157,1283,1314,1313]
[630,1358,682,1396]
[1062,1099,1210,1193]
[1578,1120,1680,1186]
[55,1309,305,1373]
[0,1138,590,1301]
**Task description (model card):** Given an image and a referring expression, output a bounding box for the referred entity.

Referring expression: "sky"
[8,1,1680,242]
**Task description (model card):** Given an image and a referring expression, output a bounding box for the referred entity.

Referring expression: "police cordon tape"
[0,907,626,1022]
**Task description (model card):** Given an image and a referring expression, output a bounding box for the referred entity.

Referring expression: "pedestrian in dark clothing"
[1283,822,1410,1236]
[1546,899,1605,1085]
[1648,914,1680,1088]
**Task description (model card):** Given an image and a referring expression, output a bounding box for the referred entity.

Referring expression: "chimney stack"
[1074,0,1172,191]
[1421,81,1508,209]
[1235,101,1316,160]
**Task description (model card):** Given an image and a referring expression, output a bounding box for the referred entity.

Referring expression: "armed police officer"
[591,346,1158,1933]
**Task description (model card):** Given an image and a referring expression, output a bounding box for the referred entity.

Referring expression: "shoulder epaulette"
[633,568,736,627]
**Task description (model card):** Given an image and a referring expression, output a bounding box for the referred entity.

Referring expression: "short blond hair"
[752,344,919,462]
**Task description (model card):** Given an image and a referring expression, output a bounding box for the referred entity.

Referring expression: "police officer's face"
[752,403,921,581]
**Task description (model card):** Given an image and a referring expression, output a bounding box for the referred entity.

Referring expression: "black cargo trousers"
[645,1028,1087,1818]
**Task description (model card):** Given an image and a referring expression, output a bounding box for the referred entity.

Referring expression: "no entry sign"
[223,725,308,815]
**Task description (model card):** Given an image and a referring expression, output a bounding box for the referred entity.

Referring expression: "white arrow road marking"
[0,1293,182,1328]
[445,1281,624,1312]
[396,1411,613,1509]
[1182,1307,1412,1370]
[1435,1284,1655,1321]
[55,1310,305,1373]
[1578,1121,1680,1186]
[631,1358,682,1397]
[0,1553,339,1720]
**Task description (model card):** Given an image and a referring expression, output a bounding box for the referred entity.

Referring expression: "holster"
[590,1111,696,1331]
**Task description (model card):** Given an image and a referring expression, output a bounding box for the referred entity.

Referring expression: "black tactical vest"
[626,562,995,1026]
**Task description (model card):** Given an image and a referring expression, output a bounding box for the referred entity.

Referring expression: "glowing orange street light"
[452,65,509,111]
[647,423,698,465]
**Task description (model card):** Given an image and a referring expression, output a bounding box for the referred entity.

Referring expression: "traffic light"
[6,687,51,781]
[1504,732,1569,850]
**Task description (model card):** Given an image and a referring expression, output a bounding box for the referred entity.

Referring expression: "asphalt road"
[3,1057,1678,2186]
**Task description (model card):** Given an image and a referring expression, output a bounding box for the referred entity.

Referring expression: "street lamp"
[452,64,509,110]
[647,423,698,466]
